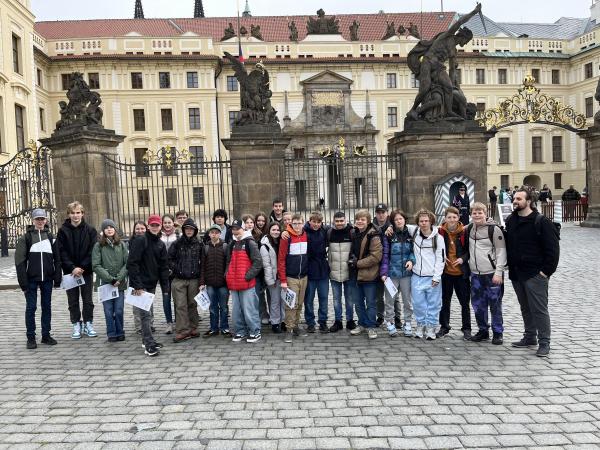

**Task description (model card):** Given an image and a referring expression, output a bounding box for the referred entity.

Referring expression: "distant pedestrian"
[452,185,470,225]
[488,186,497,219]
[538,184,552,204]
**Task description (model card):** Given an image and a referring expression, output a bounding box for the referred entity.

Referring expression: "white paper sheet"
[61,274,85,291]
[125,287,155,311]
[194,289,211,311]
[98,284,119,303]
[384,277,398,298]
[283,288,297,309]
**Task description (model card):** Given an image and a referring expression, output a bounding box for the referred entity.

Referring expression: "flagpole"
[236,0,243,61]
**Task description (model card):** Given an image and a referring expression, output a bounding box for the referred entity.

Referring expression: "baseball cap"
[230,219,243,229]
[32,208,47,219]
[208,224,222,233]
[147,214,162,226]
[375,203,388,212]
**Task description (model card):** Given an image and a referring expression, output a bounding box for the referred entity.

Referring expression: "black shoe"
[435,327,450,339]
[394,317,402,329]
[41,335,57,345]
[462,330,472,341]
[511,337,538,348]
[107,337,118,343]
[272,324,282,334]
[203,330,219,338]
[306,325,316,333]
[117,335,125,342]
[492,332,504,345]
[280,323,287,332]
[27,338,37,349]
[144,345,159,357]
[151,327,156,333]
[470,330,490,342]
[536,343,550,357]
[319,323,329,334]
[329,321,343,333]
[346,320,357,330]
[376,317,384,327]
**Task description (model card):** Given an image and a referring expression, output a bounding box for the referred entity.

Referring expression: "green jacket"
[92,241,128,291]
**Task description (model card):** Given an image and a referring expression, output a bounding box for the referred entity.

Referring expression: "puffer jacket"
[260,235,279,286]
[127,231,170,292]
[350,223,383,282]
[200,239,228,288]
[225,230,262,291]
[277,224,308,283]
[15,225,62,290]
[92,239,128,290]
[328,225,353,282]
[304,223,330,280]
[168,223,203,280]
[467,220,507,277]
[412,226,445,283]
[380,226,416,279]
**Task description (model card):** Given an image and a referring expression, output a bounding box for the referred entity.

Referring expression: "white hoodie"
[412,226,445,283]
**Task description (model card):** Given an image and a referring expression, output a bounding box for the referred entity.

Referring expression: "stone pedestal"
[388,120,495,218]
[579,126,600,228]
[221,129,291,218]
[40,128,125,229]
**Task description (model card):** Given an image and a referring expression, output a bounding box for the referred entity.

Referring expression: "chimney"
[194,0,205,18]
[134,0,144,19]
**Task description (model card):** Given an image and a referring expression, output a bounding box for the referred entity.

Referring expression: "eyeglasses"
[291,222,303,226]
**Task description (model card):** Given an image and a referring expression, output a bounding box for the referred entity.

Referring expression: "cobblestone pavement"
[0,225,599,449]
[0,250,16,281]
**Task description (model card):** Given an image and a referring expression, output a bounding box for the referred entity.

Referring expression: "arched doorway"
[523,174,541,190]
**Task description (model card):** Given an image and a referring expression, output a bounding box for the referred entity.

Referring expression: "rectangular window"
[386,73,397,89]
[161,108,173,131]
[187,71,198,88]
[133,109,146,132]
[12,34,21,74]
[61,74,71,91]
[585,96,594,118]
[455,68,462,85]
[88,72,100,89]
[532,136,543,163]
[36,68,43,87]
[498,68,507,84]
[39,108,45,132]
[131,72,143,89]
[137,189,150,208]
[500,175,510,189]
[552,136,563,162]
[189,146,205,175]
[476,68,486,84]
[554,173,562,189]
[159,72,171,89]
[229,111,239,130]
[188,107,201,130]
[193,187,205,205]
[165,188,177,206]
[387,106,398,128]
[584,62,593,79]
[293,147,305,159]
[134,148,149,177]
[294,180,307,211]
[15,105,25,151]
[551,69,560,84]
[476,102,486,118]
[410,73,419,88]
[531,68,540,83]
[498,137,510,164]
[227,76,238,91]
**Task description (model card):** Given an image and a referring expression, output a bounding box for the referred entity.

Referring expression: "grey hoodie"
[467,219,507,277]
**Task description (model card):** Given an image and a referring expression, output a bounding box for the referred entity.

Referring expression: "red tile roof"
[35,12,456,42]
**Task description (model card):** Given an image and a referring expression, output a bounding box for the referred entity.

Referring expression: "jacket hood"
[260,235,271,246]
[181,218,199,237]
[417,226,439,240]
[286,223,303,237]
[62,218,86,229]
[441,221,464,236]
[233,229,253,241]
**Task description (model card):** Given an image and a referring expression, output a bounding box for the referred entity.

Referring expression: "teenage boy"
[373,203,390,327]
[175,210,189,228]
[467,202,507,345]
[127,214,170,356]
[327,211,356,332]
[57,201,98,339]
[303,211,330,333]
[15,209,62,349]
[226,219,263,343]
[269,199,286,225]
[204,209,233,244]
[278,214,309,343]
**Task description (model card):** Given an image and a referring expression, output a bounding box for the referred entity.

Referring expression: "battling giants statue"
[54,72,105,135]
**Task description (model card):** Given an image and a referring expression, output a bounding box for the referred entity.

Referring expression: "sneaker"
[173,333,191,343]
[536,343,550,357]
[306,325,316,333]
[83,322,97,337]
[435,327,450,339]
[470,330,490,342]
[232,334,246,342]
[462,330,472,341]
[154,342,164,349]
[71,322,82,339]
[284,331,293,343]
[151,327,156,333]
[272,324,282,334]
[221,330,232,337]
[329,321,343,333]
[165,323,173,335]
[425,326,436,340]
[299,327,308,337]
[203,330,219,338]
[27,338,37,349]
[492,332,504,345]
[144,345,159,357]
[319,323,329,334]
[292,327,300,337]
[107,337,118,343]
[116,335,125,342]
[511,337,538,348]
[346,320,357,331]
[247,333,262,343]
[414,325,424,339]
[386,322,398,337]
[41,335,57,346]
[261,318,270,325]
[368,328,378,339]
[403,322,413,337]
[350,326,364,336]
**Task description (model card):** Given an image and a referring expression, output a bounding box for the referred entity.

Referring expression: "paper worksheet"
[124,287,155,311]
[384,277,398,298]
[283,289,297,309]
[194,289,211,311]
[98,284,119,303]
[61,274,85,291]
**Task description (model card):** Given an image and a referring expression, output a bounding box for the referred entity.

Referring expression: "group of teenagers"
[16,187,560,358]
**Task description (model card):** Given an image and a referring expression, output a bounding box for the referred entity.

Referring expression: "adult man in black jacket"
[506,188,560,357]
[56,202,98,339]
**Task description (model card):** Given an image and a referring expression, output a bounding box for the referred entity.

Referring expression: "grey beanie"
[101,219,117,232]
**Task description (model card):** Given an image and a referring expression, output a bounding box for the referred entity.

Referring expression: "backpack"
[466,223,500,248]
[412,228,438,253]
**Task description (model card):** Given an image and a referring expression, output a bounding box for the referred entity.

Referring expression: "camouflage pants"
[470,273,504,333]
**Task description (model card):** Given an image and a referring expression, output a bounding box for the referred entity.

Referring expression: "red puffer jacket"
[225,231,262,291]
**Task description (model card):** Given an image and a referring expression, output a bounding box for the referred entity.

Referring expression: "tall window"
[498,137,510,164]
[188,108,201,130]
[293,148,305,159]
[88,72,100,89]
[134,148,149,177]
[193,187,205,205]
[12,34,21,74]
[531,68,540,83]
[161,108,173,131]
[498,68,507,84]
[584,62,593,79]
[229,111,239,130]
[455,68,462,85]
[190,146,205,175]
[15,105,25,151]
[387,107,398,128]
[551,69,560,84]
[532,136,543,163]
[159,72,171,89]
[187,72,198,88]
[386,73,397,88]
[552,136,563,162]
[585,97,594,118]
[554,173,562,189]
[36,68,43,87]
[137,189,150,208]
[61,74,71,90]
[410,73,419,88]
[39,108,45,132]
[133,109,146,131]
[131,72,143,89]
[500,175,510,189]
[476,102,486,118]
[165,188,178,206]
[227,76,238,91]
[476,69,485,84]
[295,180,307,211]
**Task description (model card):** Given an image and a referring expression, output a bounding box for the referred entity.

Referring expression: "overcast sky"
[32,0,591,23]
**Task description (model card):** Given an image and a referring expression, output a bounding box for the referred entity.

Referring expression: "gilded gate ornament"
[142,146,191,169]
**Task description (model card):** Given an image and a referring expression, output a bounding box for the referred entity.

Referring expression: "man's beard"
[513,203,523,211]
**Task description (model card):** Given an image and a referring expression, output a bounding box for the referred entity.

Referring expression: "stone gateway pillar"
[579,126,600,228]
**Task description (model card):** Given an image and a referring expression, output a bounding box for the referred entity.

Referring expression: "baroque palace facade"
[1,0,599,197]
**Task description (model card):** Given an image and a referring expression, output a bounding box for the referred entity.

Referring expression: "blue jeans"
[102,290,125,338]
[411,275,442,327]
[231,287,260,337]
[162,281,173,324]
[351,280,377,329]
[25,280,53,338]
[304,278,329,326]
[331,280,354,322]
[207,286,230,332]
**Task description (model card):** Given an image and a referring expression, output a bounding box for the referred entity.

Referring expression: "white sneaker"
[414,324,424,339]
[83,321,97,337]
[350,326,364,336]
[403,322,413,337]
[261,318,270,325]
[165,323,173,335]
[71,322,81,339]
[368,328,378,339]
[425,326,436,340]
